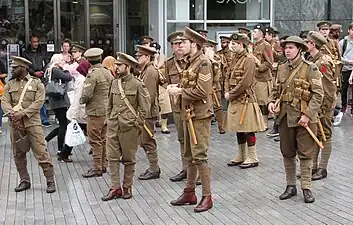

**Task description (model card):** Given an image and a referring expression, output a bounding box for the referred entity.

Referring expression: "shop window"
[167,0,204,20]
[166,22,204,56]
[207,0,270,20]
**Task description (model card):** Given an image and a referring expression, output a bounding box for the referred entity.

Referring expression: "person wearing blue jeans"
[40,104,51,127]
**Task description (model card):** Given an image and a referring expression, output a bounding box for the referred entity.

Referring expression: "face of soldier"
[252,29,263,40]
[285,43,300,60]
[319,28,330,37]
[229,41,242,52]
[72,51,82,60]
[180,40,191,55]
[12,66,26,79]
[172,42,183,56]
[265,33,272,42]
[116,64,129,75]
[62,42,70,54]
[221,40,229,49]
[136,54,149,66]
[305,40,315,52]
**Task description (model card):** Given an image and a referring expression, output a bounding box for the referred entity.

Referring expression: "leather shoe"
[170,170,187,182]
[101,188,123,201]
[239,162,259,169]
[123,187,133,199]
[194,196,213,213]
[218,128,226,134]
[14,181,31,192]
[227,161,243,167]
[102,167,107,173]
[161,130,170,134]
[279,185,297,200]
[303,189,315,203]
[82,169,103,178]
[171,188,197,206]
[46,181,56,193]
[138,169,160,180]
[312,168,327,181]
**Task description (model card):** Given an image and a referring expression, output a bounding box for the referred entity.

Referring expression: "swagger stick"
[317,120,327,142]
[186,108,198,145]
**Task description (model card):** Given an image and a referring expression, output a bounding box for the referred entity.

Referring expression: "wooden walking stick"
[304,126,324,149]
[317,120,326,142]
[143,124,154,139]
[186,108,198,145]
[213,90,221,108]
[239,98,249,125]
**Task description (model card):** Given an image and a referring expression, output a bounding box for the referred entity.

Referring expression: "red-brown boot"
[194,196,213,213]
[101,188,123,201]
[170,188,197,206]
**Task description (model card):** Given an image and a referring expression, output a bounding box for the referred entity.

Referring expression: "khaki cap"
[317,21,332,29]
[203,39,218,48]
[140,36,154,44]
[71,44,86,52]
[280,36,308,52]
[220,36,231,41]
[84,48,103,60]
[135,45,157,56]
[307,31,327,48]
[330,24,342,32]
[11,56,32,68]
[238,27,250,34]
[230,32,250,46]
[115,52,138,67]
[183,26,207,46]
[167,31,187,43]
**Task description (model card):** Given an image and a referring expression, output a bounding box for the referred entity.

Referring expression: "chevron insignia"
[199,73,211,82]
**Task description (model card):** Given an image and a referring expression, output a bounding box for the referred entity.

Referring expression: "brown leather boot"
[101,188,123,201]
[170,188,197,206]
[123,187,133,199]
[194,196,213,213]
[215,110,226,134]
[14,181,31,192]
[122,165,134,199]
[46,181,56,193]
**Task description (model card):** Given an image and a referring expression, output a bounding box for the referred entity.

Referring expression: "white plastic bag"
[65,120,86,147]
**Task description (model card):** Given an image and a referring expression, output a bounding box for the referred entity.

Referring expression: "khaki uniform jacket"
[216,47,233,84]
[80,63,114,116]
[181,50,213,120]
[138,62,160,119]
[165,55,188,112]
[253,39,274,82]
[106,73,151,132]
[311,52,337,112]
[1,74,44,128]
[269,57,324,127]
[211,55,222,92]
[321,38,341,61]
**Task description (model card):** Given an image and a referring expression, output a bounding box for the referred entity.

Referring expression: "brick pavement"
[1,117,353,225]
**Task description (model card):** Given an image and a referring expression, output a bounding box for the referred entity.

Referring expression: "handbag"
[45,68,66,98]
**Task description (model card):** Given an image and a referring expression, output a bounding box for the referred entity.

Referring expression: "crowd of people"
[1,20,353,213]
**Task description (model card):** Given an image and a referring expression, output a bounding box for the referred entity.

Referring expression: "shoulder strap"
[342,39,348,55]
[174,58,183,74]
[117,78,138,118]
[278,62,304,100]
[19,78,33,104]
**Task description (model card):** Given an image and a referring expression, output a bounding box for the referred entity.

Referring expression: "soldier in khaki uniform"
[305,31,336,180]
[165,31,189,182]
[1,56,56,193]
[135,45,161,180]
[71,44,86,63]
[204,39,226,134]
[80,48,114,178]
[224,33,265,168]
[140,36,154,46]
[168,26,213,213]
[252,24,274,129]
[268,36,324,203]
[102,53,151,201]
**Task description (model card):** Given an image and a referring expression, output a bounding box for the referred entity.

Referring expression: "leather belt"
[281,93,293,102]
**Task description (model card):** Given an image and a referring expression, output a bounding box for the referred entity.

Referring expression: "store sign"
[7,44,20,79]
[216,0,249,4]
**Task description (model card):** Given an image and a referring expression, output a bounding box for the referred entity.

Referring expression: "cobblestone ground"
[1,116,353,225]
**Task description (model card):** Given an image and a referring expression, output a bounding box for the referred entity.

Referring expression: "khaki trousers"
[87,116,107,171]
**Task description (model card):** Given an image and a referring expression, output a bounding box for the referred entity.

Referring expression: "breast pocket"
[8,86,20,103]
[125,90,137,107]
[23,85,38,102]
[111,87,121,105]
[169,73,181,84]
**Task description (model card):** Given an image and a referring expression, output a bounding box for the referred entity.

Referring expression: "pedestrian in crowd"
[1,56,56,193]
[58,60,90,162]
[268,36,324,203]
[135,45,162,180]
[102,56,117,77]
[22,35,51,127]
[0,60,7,134]
[339,22,353,114]
[44,54,72,155]
[80,48,113,178]
[102,52,151,201]
[224,33,265,168]
[169,26,213,213]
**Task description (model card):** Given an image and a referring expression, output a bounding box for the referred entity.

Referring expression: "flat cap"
[265,27,275,35]
[307,31,327,48]
[203,39,218,48]
[253,24,266,34]
[220,36,231,41]
[330,24,342,32]
[317,21,332,29]
[280,36,308,52]
[140,36,154,44]
[184,26,207,46]
[11,56,32,68]
[135,45,157,56]
[230,32,250,46]
[167,31,187,43]
[71,44,86,52]
[238,27,250,34]
[84,48,104,60]
[115,52,138,67]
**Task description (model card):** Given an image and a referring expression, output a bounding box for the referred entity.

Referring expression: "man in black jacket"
[22,35,51,127]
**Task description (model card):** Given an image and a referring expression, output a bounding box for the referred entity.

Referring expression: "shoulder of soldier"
[320,54,334,64]
[167,56,174,62]
[133,76,148,89]
[199,54,213,67]
[303,59,320,72]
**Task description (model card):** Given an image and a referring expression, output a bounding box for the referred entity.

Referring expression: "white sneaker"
[333,111,343,126]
